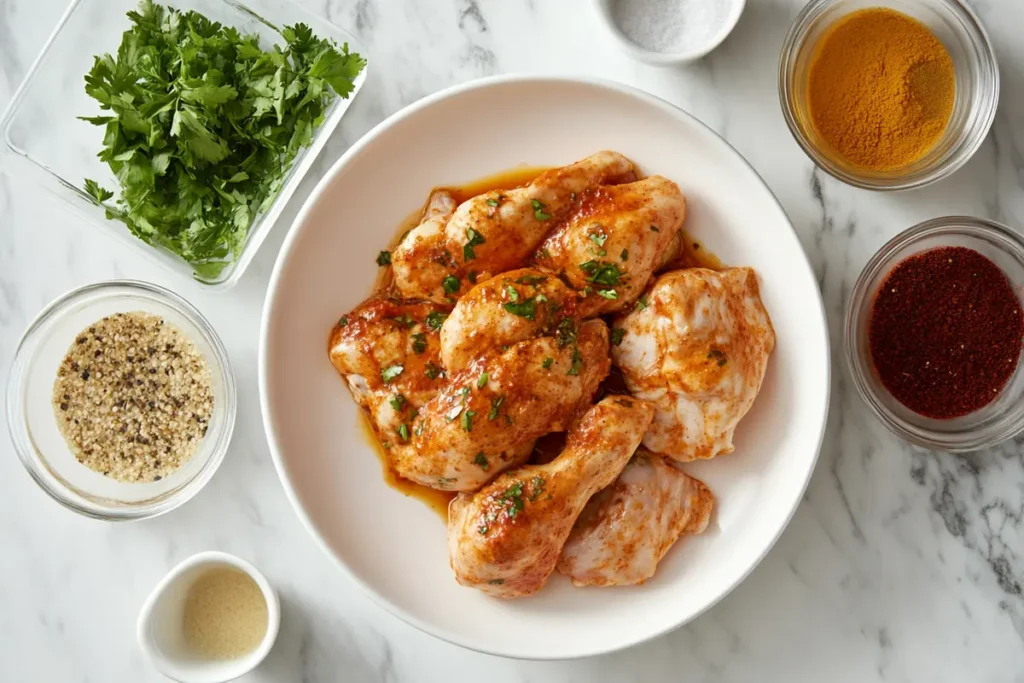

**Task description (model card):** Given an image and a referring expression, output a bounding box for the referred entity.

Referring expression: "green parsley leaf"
[477,372,489,389]
[376,251,392,266]
[486,198,499,207]
[80,4,366,279]
[506,285,520,302]
[424,362,443,379]
[579,260,623,286]
[461,409,476,432]
[463,228,486,261]
[556,318,577,348]
[411,332,427,354]
[610,328,626,346]
[397,423,410,441]
[542,357,554,369]
[389,394,407,412]
[488,395,505,421]
[596,289,618,300]
[442,275,460,295]
[567,347,583,376]
[391,312,415,328]
[636,295,649,311]
[589,232,608,248]
[473,452,490,471]
[338,315,349,327]
[381,364,403,383]
[503,299,536,320]
[425,311,449,330]
[531,198,551,221]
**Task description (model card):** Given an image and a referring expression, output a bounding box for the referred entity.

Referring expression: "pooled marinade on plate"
[326,151,774,598]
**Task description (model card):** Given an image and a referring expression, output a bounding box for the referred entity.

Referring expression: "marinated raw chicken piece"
[448,396,654,598]
[329,297,452,450]
[557,449,714,586]
[393,319,611,491]
[612,267,774,461]
[440,268,582,372]
[391,151,635,303]
[534,176,686,316]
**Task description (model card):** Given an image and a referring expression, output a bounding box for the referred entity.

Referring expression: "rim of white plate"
[258,74,830,660]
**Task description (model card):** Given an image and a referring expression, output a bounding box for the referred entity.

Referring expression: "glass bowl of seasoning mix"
[6,281,236,519]
[847,217,1024,451]
[779,0,998,191]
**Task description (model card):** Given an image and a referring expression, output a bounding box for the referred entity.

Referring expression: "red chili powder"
[868,246,1024,419]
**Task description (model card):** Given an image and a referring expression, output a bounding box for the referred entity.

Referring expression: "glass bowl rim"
[5,279,237,520]
[778,0,1000,192]
[845,216,1024,451]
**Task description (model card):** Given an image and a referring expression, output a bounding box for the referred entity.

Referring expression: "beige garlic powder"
[52,311,213,482]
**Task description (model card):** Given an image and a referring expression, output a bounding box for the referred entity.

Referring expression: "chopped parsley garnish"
[425,311,449,330]
[621,249,629,261]
[708,349,728,366]
[588,232,608,248]
[80,6,366,278]
[338,315,349,327]
[460,387,471,401]
[442,275,460,295]
[396,423,410,441]
[414,422,425,436]
[488,396,505,421]
[529,475,546,500]
[461,409,476,432]
[411,332,427,354]
[567,347,583,376]
[610,328,626,346]
[515,274,547,286]
[473,452,490,471]
[499,481,526,517]
[381,365,403,383]
[542,357,554,369]
[506,285,520,302]
[477,372,489,389]
[478,524,489,535]
[596,289,618,300]
[424,362,442,379]
[389,394,407,412]
[486,198,499,207]
[503,299,537,320]
[376,251,391,266]
[650,225,660,232]
[636,295,649,311]
[437,477,455,488]
[579,260,623,286]
[391,312,415,328]
[531,198,551,221]
[467,271,478,284]
[464,228,486,261]
[556,318,577,348]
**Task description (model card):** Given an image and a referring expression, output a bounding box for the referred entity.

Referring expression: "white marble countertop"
[2,0,1023,680]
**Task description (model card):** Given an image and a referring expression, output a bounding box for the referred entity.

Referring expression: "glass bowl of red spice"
[779,0,999,191]
[847,217,1024,451]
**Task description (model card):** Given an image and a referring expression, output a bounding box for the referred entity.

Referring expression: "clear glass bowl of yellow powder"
[779,0,998,191]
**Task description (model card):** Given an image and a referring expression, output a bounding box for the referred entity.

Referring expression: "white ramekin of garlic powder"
[593,0,746,65]
[138,552,280,683]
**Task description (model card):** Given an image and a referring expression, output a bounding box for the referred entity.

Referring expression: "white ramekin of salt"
[594,0,746,65]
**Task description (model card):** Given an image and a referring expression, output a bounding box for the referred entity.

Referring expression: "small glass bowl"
[779,0,999,191]
[6,281,236,519]
[846,217,1024,452]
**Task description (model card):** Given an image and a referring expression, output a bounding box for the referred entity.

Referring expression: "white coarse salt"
[610,0,730,54]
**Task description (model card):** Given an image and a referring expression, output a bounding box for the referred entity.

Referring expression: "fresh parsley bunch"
[81,1,366,279]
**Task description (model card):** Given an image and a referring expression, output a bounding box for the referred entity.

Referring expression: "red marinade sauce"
[868,246,1024,419]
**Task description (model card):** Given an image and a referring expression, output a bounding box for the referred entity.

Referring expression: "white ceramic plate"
[259,76,830,659]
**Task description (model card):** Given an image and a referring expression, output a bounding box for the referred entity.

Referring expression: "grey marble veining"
[1,0,1023,681]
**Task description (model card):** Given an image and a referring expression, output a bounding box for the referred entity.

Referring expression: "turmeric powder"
[807,8,955,171]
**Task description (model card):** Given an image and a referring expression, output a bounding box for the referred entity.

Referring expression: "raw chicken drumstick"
[533,175,686,316]
[391,319,611,492]
[612,267,775,461]
[557,448,714,586]
[391,151,635,303]
[447,395,654,598]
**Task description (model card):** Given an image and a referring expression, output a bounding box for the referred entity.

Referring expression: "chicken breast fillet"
[534,176,686,316]
[448,396,654,598]
[329,297,452,449]
[612,267,775,461]
[392,319,612,492]
[440,268,582,372]
[391,151,635,303]
[557,449,714,587]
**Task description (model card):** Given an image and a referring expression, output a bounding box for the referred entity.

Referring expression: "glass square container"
[0,0,367,289]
